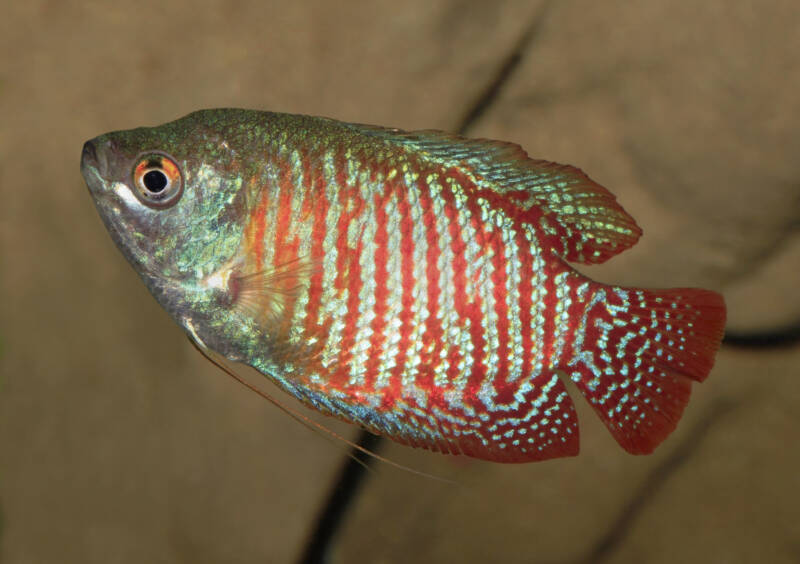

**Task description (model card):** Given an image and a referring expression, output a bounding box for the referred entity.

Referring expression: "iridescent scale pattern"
[84,109,726,462]
[236,128,589,461]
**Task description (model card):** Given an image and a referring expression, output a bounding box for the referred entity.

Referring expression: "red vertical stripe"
[541,253,560,366]
[303,154,329,332]
[437,172,487,410]
[271,165,300,272]
[363,184,391,392]
[514,224,535,391]
[488,227,511,403]
[415,174,445,406]
[249,175,269,271]
[447,171,490,406]
[384,178,417,410]
[331,151,365,389]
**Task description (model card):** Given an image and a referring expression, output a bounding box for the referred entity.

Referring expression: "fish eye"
[132,153,183,208]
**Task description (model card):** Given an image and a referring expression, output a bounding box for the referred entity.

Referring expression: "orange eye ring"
[132,152,183,208]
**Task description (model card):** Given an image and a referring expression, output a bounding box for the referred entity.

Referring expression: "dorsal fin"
[351,124,642,264]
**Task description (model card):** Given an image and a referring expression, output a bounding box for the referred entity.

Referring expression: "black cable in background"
[723,324,800,349]
[297,430,382,564]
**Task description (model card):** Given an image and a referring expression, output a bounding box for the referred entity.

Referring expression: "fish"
[81,109,726,463]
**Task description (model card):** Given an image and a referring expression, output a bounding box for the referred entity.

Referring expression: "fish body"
[81,109,726,462]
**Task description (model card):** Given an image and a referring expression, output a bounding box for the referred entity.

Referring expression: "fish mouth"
[81,140,99,171]
[80,138,111,197]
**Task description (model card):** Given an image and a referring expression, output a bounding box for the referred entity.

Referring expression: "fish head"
[80,110,252,333]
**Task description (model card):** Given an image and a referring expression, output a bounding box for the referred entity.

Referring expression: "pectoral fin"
[229,256,318,328]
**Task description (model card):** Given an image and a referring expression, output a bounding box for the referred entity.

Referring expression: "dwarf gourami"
[81,109,726,463]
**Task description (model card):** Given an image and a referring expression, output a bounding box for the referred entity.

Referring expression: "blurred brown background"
[1,1,799,562]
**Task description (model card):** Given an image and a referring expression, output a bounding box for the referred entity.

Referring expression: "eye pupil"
[132,153,182,208]
[143,170,168,193]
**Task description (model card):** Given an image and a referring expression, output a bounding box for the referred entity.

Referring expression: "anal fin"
[333,370,581,463]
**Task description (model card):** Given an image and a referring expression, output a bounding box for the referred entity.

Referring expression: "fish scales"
[81,109,726,462]
[241,133,557,455]
[243,136,608,457]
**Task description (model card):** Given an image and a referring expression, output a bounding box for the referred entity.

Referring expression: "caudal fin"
[569,285,726,454]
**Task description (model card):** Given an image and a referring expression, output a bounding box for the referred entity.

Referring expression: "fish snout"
[81,140,98,167]
[80,137,114,194]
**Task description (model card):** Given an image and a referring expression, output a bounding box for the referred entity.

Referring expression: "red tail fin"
[569,286,726,454]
